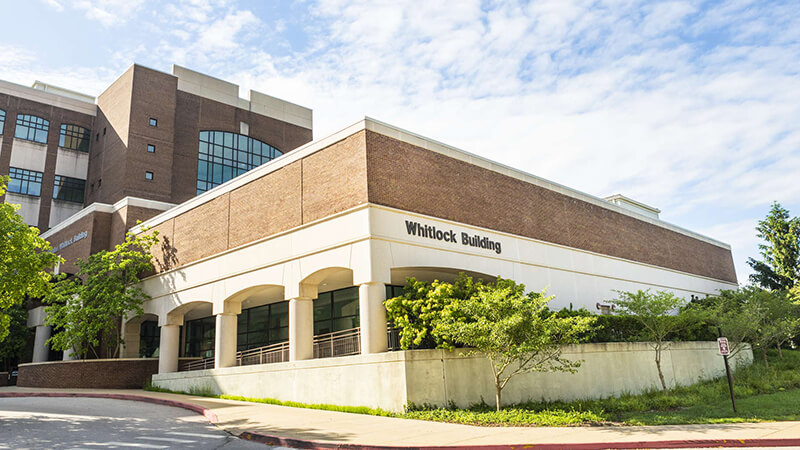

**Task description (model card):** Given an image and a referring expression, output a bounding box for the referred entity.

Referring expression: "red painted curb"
[0,392,218,424]
[3,393,799,449]
[238,430,800,449]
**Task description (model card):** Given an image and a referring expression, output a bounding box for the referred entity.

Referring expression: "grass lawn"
[146,348,800,427]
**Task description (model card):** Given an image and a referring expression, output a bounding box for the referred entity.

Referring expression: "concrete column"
[289,297,314,361]
[359,282,388,354]
[62,347,77,361]
[158,324,180,374]
[214,312,238,369]
[121,320,142,358]
[32,325,52,362]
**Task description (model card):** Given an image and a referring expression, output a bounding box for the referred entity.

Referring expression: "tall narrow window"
[0,109,6,135]
[196,131,282,194]
[149,117,158,127]
[313,287,359,335]
[147,144,155,153]
[59,124,91,152]
[53,175,86,203]
[7,167,43,197]
[145,171,154,180]
[14,114,49,144]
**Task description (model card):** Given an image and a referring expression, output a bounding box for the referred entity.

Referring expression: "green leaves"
[0,176,63,341]
[747,202,800,290]
[385,274,596,410]
[44,229,160,359]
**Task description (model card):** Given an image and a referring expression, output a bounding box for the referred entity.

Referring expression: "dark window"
[7,167,43,197]
[97,178,102,187]
[0,109,5,135]
[59,124,91,152]
[237,301,289,351]
[314,287,360,335]
[103,127,106,135]
[149,118,157,127]
[145,171,153,180]
[196,131,282,194]
[139,321,160,358]
[53,175,86,203]
[184,316,215,358]
[14,114,49,143]
[147,144,155,153]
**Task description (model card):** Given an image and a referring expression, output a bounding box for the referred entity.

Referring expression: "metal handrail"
[180,357,214,371]
[313,327,361,358]
[237,341,290,366]
[180,325,404,371]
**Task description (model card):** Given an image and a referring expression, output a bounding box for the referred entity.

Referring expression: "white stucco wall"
[54,148,89,180]
[5,192,41,226]
[10,139,48,172]
[48,200,84,229]
[151,342,752,411]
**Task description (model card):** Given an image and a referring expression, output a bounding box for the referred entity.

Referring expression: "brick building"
[0,64,312,361]
[4,65,737,404]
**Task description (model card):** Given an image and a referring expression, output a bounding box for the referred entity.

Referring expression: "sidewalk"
[2,386,800,449]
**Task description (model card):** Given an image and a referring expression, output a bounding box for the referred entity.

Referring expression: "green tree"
[609,289,685,395]
[44,230,159,359]
[0,176,62,342]
[438,277,595,411]
[0,303,33,371]
[747,202,800,290]
[384,274,480,349]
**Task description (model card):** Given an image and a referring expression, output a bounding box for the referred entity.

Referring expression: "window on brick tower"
[196,130,282,194]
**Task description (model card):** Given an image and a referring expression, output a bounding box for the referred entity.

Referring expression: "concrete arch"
[219,284,285,315]
[121,313,159,358]
[161,299,213,326]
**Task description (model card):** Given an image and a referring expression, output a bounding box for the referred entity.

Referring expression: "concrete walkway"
[2,386,800,449]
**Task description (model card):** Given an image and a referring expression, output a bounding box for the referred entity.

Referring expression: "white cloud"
[72,0,146,27]
[41,0,64,12]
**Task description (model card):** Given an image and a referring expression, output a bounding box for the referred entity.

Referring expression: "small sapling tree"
[610,289,685,395]
[439,277,595,411]
[44,229,159,359]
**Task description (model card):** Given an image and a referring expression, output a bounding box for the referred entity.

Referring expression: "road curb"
[3,392,800,449]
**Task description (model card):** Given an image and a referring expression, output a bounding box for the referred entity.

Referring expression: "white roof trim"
[131,117,731,250]
[0,79,97,116]
[42,196,176,239]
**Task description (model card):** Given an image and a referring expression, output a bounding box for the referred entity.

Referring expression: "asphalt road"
[0,397,279,449]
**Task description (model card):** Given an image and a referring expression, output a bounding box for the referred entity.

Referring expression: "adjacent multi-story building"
[0,64,312,362]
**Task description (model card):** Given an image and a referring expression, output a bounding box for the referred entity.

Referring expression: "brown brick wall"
[46,211,111,275]
[149,132,367,270]
[364,130,737,283]
[17,359,158,389]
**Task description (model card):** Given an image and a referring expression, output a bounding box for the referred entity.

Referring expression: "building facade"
[4,66,737,386]
[0,64,312,362]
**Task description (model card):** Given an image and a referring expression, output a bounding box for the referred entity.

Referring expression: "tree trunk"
[761,347,769,368]
[655,347,668,395]
[495,385,502,412]
[777,344,783,359]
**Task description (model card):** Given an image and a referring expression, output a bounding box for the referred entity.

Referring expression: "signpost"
[717,328,737,413]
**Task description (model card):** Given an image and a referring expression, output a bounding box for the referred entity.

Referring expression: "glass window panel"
[314,294,332,322]
[198,161,207,180]
[334,317,359,331]
[333,288,359,318]
[269,302,289,328]
[14,114,49,143]
[0,109,5,135]
[314,321,332,336]
[248,305,269,330]
[196,130,281,193]
[53,175,85,203]
[237,311,247,329]
[58,124,90,152]
[7,167,43,197]
[269,327,288,343]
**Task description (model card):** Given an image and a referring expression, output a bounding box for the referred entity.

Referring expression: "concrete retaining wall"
[152,342,752,411]
[17,358,195,389]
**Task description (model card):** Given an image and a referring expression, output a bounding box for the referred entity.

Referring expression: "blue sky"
[1,0,798,283]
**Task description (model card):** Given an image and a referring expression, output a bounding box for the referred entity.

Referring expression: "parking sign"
[717,337,730,356]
